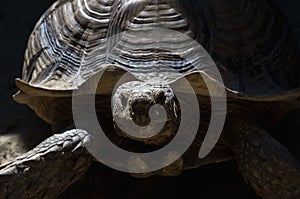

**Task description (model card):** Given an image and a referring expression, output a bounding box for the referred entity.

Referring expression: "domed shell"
[14,0,300,123]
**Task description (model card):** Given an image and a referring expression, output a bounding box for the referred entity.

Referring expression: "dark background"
[0,0,299,198]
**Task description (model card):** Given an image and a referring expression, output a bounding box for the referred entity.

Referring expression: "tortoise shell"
[14,0,300,123]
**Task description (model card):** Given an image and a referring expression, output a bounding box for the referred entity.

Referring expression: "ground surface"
[0,0,299,198]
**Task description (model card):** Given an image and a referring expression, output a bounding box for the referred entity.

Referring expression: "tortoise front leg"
[0,129,93,199]
[225,119,300,199]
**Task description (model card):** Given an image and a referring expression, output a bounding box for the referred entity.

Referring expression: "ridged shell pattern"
[22,0,300,95]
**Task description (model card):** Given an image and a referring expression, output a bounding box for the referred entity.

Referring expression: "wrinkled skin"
[112,81,180,145]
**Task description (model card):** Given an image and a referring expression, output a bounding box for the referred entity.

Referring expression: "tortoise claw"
[0,129,93,199]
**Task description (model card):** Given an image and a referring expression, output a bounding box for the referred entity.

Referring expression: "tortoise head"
[112,80,180,145]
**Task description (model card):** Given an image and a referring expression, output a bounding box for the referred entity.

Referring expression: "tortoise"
[1,0,300,198]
